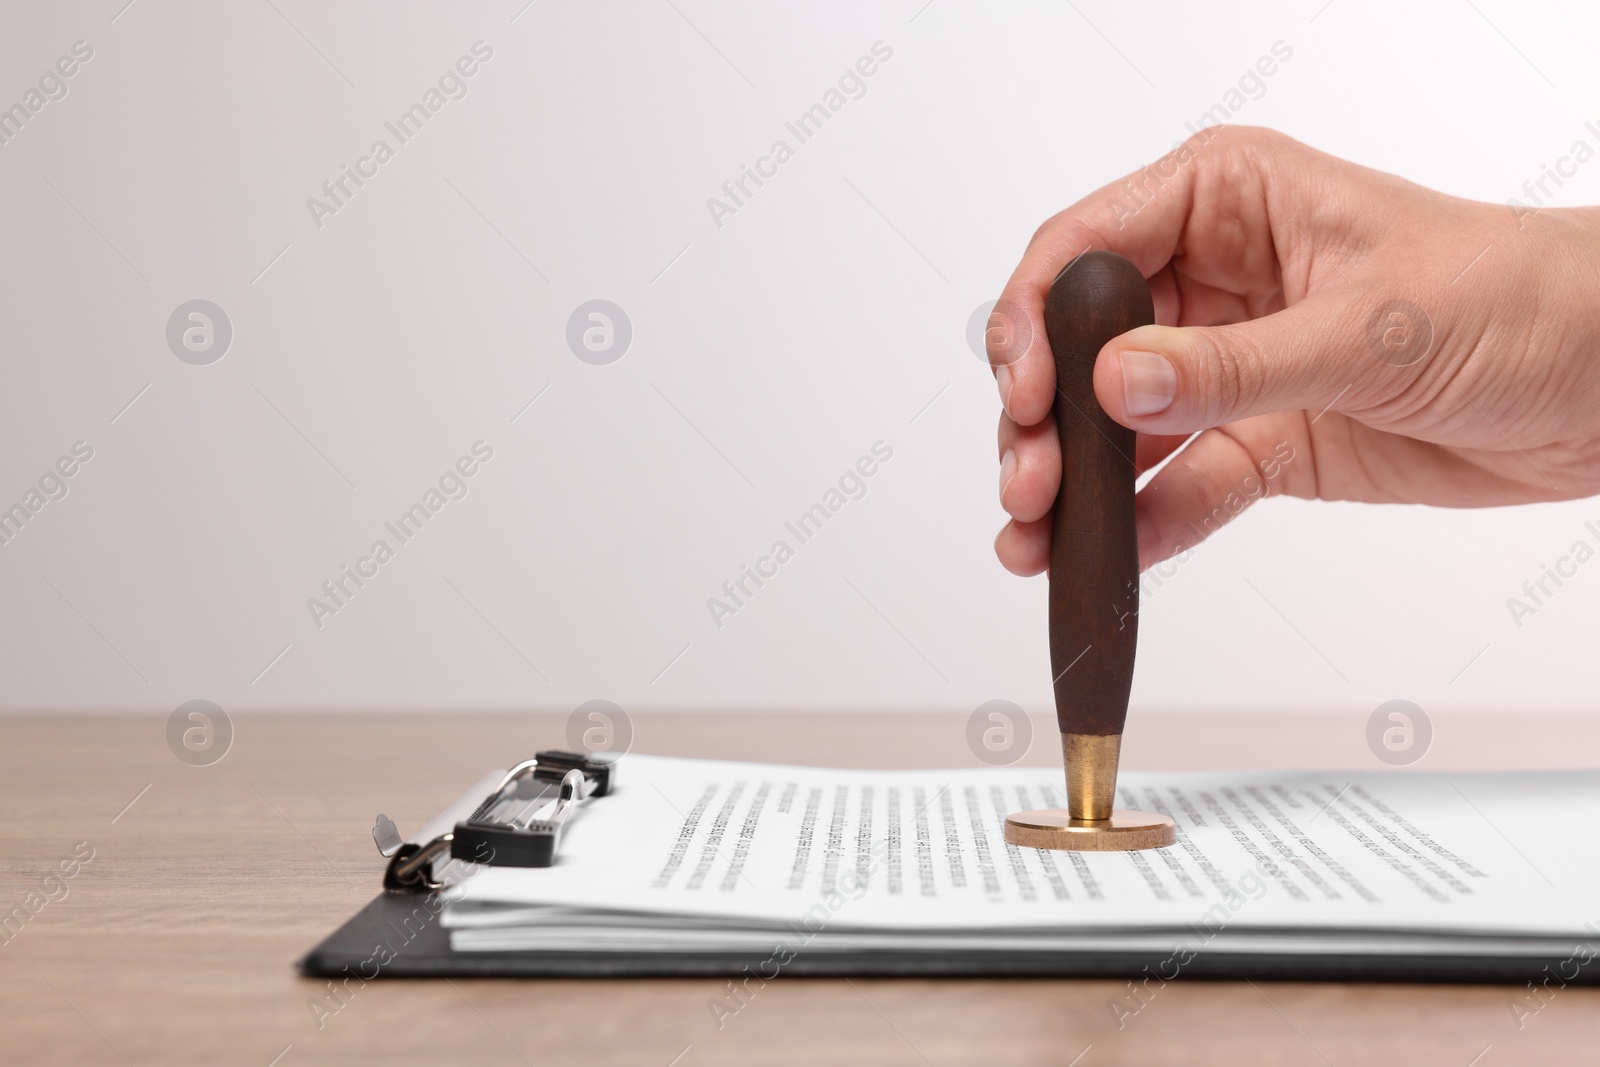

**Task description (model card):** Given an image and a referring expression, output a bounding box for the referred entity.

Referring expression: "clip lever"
[375,750,616,893]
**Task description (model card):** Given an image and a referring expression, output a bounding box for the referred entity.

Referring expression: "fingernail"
[999,449,1016,500]
[1119,350,1176,417]
[996,363,1013,413]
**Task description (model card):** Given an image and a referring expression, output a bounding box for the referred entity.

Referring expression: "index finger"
[989,134,1209,427]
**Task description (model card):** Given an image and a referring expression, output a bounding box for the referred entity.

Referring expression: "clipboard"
[299,750,1600,983]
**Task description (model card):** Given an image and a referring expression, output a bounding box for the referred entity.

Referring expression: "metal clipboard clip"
[371,750,617,893]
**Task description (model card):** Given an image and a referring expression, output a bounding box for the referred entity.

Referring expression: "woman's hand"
[989,125,1600,575]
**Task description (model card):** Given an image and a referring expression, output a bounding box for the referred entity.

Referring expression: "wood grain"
[2,709,1599,1066]
[1046,251,1153,737]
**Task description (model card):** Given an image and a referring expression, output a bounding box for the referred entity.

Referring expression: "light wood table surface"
[4,710,1600,1066]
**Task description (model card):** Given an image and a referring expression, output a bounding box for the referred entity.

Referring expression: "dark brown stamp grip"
[1045,251,1154,737]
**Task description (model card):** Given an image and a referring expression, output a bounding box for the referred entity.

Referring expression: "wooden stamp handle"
[1045,251,1154,737]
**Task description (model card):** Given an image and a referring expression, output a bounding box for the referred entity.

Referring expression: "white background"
[1,0,1598,716]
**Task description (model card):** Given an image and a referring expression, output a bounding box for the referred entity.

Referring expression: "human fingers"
[1132,414,1311,568]
[989,126,1312,426]
[997,412,1060,524]
[994,516,1050,576]
[1095,289,1377,437]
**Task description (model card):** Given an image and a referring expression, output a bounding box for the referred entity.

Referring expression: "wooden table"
[4,710,1599,1066]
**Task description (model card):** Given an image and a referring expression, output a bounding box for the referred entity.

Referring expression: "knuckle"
[1027,210,1105,267]
[1231,124,1285,149]
[1180,124,1291,175]
[1028,210,1081,255]
[1191,327,1259,421]
[1028,213,1060,248]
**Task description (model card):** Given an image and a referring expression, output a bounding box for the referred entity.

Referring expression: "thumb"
[1093,292,1382,433]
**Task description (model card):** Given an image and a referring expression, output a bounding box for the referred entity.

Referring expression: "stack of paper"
[442,755,1600,960]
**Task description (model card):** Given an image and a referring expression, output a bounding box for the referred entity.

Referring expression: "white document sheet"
[441,755,1600,955]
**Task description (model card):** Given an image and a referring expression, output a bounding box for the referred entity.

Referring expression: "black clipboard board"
[300,752,1600,984]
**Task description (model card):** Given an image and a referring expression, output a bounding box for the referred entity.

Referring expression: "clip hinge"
[377,749,617,892]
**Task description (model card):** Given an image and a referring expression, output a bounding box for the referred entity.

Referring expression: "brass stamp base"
[1004,809,1177,852]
